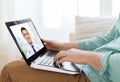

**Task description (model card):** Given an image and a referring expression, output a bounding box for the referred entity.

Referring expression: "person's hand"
[42,39,64,51]
[54,48,102,71]
[54,48,88,65]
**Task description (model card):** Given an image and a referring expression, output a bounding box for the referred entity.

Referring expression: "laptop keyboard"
[37,51,58,67]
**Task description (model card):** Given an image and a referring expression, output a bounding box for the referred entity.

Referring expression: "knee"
[0,64,12,82]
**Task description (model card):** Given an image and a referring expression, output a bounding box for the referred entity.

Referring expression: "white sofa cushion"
[69,16,117,41]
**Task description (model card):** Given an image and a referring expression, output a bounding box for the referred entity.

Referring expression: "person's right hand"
[42,39,64,51]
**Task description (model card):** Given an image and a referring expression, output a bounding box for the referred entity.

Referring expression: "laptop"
[5,18,81,74]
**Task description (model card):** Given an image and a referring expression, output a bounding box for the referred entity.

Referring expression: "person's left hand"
[54,48,88,65]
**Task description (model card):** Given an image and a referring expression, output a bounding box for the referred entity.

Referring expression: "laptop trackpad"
[61,62,79,72]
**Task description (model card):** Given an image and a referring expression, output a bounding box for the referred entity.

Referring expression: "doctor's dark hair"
[21,27,28,33]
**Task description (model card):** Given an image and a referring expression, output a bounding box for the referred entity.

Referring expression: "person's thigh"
[0,60,90,82]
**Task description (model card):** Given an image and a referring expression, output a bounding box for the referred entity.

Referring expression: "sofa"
[0,16,117,82]
[69,16,117,41]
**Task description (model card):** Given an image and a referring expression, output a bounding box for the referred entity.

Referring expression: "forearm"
[61,42,79,50]
[86,51,102,71]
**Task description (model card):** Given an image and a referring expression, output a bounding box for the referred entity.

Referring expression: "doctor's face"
[21,29,32,44]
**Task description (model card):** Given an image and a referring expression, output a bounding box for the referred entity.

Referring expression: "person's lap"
[0,60,90,82]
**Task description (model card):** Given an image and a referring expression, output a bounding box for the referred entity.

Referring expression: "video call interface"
[10,21,44,59]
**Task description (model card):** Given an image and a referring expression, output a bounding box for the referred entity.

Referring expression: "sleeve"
[77,25,117,51]
[100,52,120,81]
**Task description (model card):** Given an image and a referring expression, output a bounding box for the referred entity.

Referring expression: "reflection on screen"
[10,21,44,59]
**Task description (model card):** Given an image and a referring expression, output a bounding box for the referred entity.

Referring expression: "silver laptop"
[5,18,81,74]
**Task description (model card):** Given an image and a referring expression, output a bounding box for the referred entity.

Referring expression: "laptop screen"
[8,19,44,59]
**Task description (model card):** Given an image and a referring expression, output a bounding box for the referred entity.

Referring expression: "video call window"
[10,22,44,59]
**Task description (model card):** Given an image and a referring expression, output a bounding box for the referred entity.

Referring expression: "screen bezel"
[5,19,47,65]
